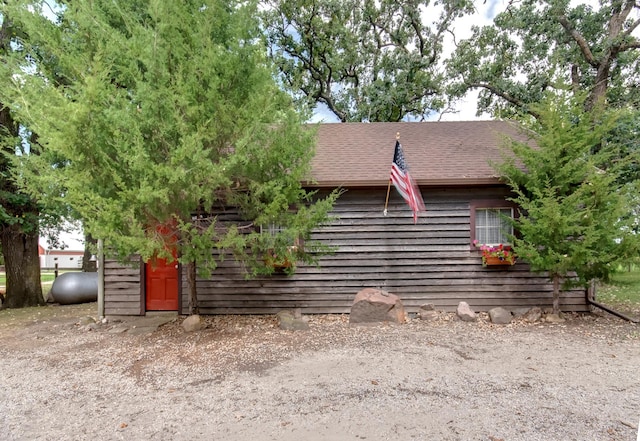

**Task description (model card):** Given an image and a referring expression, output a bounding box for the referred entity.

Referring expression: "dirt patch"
[0,304,639,441]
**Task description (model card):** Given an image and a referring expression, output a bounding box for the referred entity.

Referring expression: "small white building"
[38,233,85,270]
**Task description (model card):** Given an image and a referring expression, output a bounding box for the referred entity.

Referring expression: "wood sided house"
[103,121,588,316]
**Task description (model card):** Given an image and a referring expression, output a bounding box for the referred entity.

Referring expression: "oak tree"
[263,0,474,122]
[447,0,640,118]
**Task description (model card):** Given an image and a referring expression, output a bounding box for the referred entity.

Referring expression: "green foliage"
[262,0,474,122]
[597,268,640,316]
[446,0,640,118]
[497,95,640,288]
[1,0,337,277]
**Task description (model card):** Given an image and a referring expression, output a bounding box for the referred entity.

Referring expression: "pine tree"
[2,0,337,312]
[497,96,640,313]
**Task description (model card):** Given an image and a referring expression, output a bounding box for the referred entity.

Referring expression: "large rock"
[489,307,513,325]
[182,314,203,332]
[349,288,406,324]
[456,302,477,322]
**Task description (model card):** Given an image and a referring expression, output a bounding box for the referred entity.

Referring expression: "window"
[475,208,513,245]
[470,201,516,247]
[260,223,286,236]
[261,223,303,248]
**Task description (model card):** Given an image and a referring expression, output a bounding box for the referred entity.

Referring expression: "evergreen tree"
[497,95,640,313]
[2,0,337,313]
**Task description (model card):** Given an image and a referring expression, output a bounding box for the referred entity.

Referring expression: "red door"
[145,257,179,311]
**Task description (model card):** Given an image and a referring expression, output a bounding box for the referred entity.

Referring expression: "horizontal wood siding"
[187,188,587,314]
[104,257,143,316]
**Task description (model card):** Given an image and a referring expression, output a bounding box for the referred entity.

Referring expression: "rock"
[277,310,309,331]
[488,307,512,325]
[418,310,439,321]
[420,303,436,311]
[182,314,203,332]
[349,288,406,324]
[522,307,543,323]
[544,312,566,324]
[456,302,477,322]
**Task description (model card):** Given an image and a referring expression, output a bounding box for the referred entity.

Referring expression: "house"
[39,235,85,270]
[103,121,588,316]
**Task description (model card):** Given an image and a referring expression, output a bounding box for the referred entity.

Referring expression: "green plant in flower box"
[473,240,516,265]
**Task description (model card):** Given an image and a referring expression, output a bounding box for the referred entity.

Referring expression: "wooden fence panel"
[104,257,142,316]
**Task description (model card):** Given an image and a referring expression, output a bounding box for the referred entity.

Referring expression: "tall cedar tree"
[497,96,640,314]
[2,0,338,313]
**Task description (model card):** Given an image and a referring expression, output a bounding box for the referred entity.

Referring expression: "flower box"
[264,246,297,270]
[483,255,516,266]
[473,241,516,267]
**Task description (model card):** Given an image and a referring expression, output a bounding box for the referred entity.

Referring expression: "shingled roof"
[308,120,529,187]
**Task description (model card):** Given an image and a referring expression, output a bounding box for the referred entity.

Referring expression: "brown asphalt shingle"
[308,121,530,187]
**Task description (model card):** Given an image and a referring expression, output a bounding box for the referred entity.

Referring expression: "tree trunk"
[552,273,560,315]
[1,223,44,308]
[187,260,198,315]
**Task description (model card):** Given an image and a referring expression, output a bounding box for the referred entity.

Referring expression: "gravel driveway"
[0,304,639,441]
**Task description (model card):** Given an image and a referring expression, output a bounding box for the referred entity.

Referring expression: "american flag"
[390,140,425,223]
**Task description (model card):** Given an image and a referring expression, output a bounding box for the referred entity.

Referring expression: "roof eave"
[303,177,505,188]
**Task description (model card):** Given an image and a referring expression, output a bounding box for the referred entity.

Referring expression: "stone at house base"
[182,314,203,332]
[349,288,406,324]
[544,312,566,324]
[277,310,309,331]
[418,310,439,321]
[420,303,436,311]
[418,303,439,321]
[522,307,543,323]
[456,302,477,322]
[488,307,513,325]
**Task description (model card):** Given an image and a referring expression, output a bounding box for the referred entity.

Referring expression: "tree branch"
[557,14,598,68]
[469,81,541,119]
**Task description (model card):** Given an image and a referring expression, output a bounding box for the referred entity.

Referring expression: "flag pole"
[383,132,400,216]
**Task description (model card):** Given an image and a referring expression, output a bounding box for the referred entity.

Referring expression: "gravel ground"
[0,304,639,441]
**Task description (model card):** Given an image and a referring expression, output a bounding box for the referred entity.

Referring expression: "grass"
[597,267,640,314]
[0,270,79,295]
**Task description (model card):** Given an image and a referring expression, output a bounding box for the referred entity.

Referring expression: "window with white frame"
[475,207,514,245]
[260,223,286,236]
